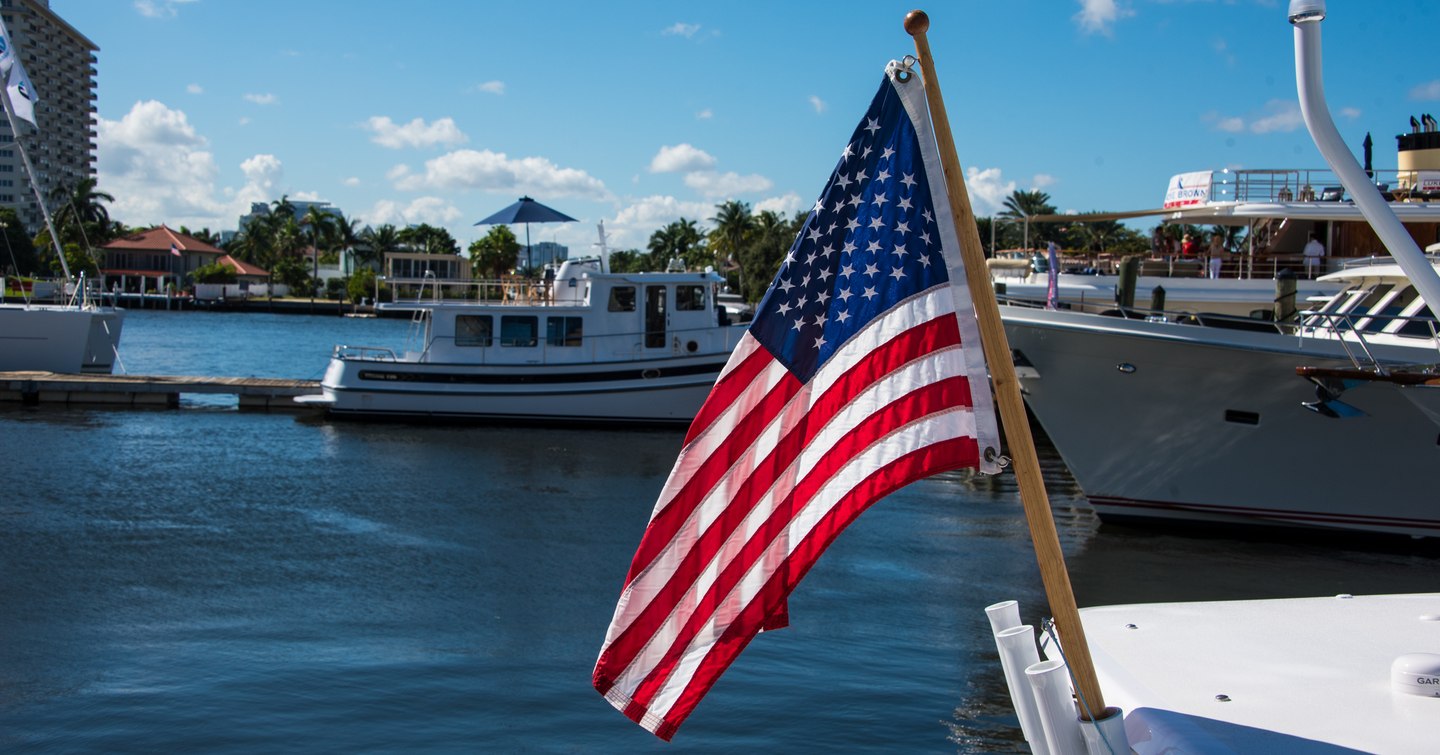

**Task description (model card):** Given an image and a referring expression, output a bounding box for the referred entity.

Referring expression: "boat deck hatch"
[1224,409,1260,425]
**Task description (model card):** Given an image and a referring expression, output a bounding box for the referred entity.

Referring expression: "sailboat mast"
[0,90,69,281]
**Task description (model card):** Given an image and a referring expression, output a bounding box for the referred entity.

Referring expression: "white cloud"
[392,149,612,200]
[696,108,713,120]
[683,170,773,198]
[186,83,203,95]
[1206,100,1305,134]
[663,22,701,38]
[650,143,717,173]
[964,166,1017,217]
[238,116,251,126]
[364,116,468,149]
[608,195,714,248]
[363,196,464,227]
[1249,100,1303,134]
[134,0,196,18]
[476,80,505,95]
[1031,174,1057,190]
[1339,107,1361,120]
[1074,0,1132,37]
[1410,80,1440,100]
[96,100,226,227]
[244,93,278,106]
[808,95,826,114]
[386,164,411,182]
[754,193,803,216]
[343,176,361,187]
[1216,116,1245,133]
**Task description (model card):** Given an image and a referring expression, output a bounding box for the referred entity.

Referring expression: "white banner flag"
[7,57,37,128]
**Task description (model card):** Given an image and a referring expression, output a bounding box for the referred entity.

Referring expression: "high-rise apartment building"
[0,0,96,234]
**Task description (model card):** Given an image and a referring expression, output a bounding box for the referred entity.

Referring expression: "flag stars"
[835,173,853,190]
[872,193,890,209]
[807,226,822,242]
[889,267,907,281]
[868,216,885,231]
[836,309,851,323]
[897,196,913,211]
[862,286,878,300]
[895,220,910,236]
[876,168,891,182]
[918,253,932,268]
[838,288,854,302]
[863,262,880,277]
[923,208,934,223]
[812,334,827,349]
[881,146,895,160]
[864,117,881,134]
[866,240,882,254]
[901,172,916,189]
[839,263,856,278]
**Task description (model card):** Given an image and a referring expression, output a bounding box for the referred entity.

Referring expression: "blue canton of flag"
[750,79,947,382]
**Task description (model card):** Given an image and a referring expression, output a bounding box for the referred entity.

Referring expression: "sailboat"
[0,16,123,374]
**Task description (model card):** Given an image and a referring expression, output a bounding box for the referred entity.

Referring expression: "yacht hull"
[0,305,124,374]
[1002,306,1440,537]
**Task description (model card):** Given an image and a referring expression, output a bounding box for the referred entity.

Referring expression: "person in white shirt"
[1303,233,1325,278]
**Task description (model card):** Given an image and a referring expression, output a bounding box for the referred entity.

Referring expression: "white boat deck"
[1081,593,1440,753]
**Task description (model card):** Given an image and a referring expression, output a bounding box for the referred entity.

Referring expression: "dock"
[0,371,321,410]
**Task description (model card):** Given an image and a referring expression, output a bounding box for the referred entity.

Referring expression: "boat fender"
[1392,653,1440,697]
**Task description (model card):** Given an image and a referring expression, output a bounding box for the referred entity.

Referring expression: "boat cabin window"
[500,315,538,347]
[1395,301,1438,339]
[1365,287,1417,332]
[676,285,707,311]
[608,286,636,312]
[455,315,493,347]
[546,316,583,347]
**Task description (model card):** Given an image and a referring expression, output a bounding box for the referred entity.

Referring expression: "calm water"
[0,310,1434,752]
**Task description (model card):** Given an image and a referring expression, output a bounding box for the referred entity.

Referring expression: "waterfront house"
[99,226,225,294]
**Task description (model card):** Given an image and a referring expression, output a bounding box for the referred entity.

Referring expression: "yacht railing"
[1214,168,1431,204]
[333,345,400,361]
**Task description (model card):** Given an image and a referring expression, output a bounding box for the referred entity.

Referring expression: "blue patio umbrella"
[474,196,578,272]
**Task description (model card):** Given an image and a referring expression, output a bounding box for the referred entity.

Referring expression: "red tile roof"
[218,254,268,277]
[101,225,225,255]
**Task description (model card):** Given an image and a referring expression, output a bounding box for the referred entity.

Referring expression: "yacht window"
[608,286,636,312]
[455,315,492,347]
[546,316,583,347]
[1396,302,1438,339]
[676,285,706,311]
[500,315,538,347]
[1371,287,1419,332]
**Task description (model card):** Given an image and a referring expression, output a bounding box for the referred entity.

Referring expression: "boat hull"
[311,352,728,424]
[0,305,124,374]
[1003,306,1440,537]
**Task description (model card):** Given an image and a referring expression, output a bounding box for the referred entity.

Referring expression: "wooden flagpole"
[904,10,1106,716]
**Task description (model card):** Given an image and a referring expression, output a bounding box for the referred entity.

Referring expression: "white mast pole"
[0,63,69,282]
[1290,0,1440,308]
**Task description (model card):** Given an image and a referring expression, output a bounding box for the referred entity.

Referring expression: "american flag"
[170,243,181,257]
[593,67,999,741]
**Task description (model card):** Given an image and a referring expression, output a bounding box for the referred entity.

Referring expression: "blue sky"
[50,0,1440,252]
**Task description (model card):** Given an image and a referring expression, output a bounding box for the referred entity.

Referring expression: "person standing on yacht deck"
[1303,233,1325,278]
[1207,233,1225,279]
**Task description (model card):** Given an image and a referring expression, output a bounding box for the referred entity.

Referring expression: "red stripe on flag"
[597,315,966,679]
[638,433,981,740]
[621,377,974,711]
[684,340,773,446]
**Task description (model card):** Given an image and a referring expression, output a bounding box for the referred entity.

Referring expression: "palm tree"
[358,223,402,273]
[50,178,115,248]
[709,200,754,296]
[300,204,336,288]
[999,189,1057,250]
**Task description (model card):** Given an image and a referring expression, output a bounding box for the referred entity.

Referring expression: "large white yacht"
[296,259,747,423]
[0,280,124,374]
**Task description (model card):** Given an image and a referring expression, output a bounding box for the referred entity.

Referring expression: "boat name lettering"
[1419,676,1440,684]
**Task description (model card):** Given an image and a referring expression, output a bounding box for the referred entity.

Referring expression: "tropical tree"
[357,223,402,272]
[743,209,793,301]
[300,204,336,283]
[469,225,521,278]
[607,249,644,273]
[709,200,755,295]
[50,178,115,248]
[646,218,706,272]
[999,189,1057,250]
[0,207,39,275]
[397,223,460,256]
[179,226,221,246]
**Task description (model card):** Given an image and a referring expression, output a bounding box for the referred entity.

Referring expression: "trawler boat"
[296,259,747,423]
